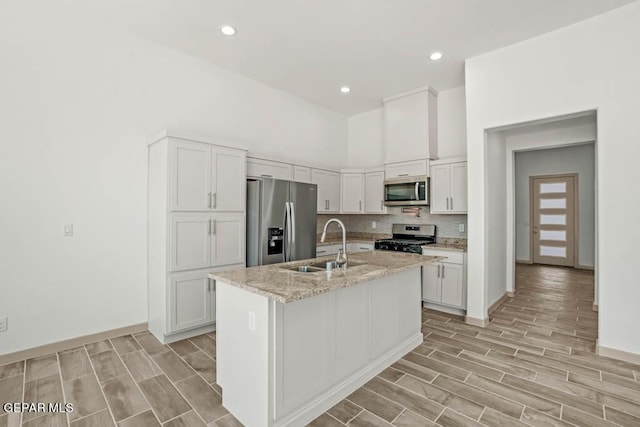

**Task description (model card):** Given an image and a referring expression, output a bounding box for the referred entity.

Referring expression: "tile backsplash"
[318,208,467,238]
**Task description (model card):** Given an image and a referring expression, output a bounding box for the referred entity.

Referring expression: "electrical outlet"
[372,221,377,229]
[0,317,7,333]
[459,224,465,233]
[248,311,256,332]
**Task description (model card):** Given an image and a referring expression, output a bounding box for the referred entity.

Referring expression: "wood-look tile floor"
[2,264,640,426]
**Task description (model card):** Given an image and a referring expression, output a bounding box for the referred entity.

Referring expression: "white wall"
[515,144,595,266]
[484,132,507,309]
[347,109,384,167]
[437,87,468,159]
[0,1,347,354]
[465,2,640,355]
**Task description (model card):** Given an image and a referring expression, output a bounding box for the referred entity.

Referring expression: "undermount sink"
[280,259,367,273]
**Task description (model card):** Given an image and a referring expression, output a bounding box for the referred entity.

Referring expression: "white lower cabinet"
[169,270,215,333]
[422,248,466,312]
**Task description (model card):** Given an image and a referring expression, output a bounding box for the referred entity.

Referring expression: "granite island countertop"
[209,251,441,304]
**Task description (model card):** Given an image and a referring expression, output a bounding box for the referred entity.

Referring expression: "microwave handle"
[415,182,419,201]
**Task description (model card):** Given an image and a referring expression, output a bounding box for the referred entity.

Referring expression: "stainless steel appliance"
[247,178,317,266]
[384,175,429,206]
[374,224,436,254]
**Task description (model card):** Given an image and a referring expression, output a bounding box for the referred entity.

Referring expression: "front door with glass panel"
[531,175,576,267]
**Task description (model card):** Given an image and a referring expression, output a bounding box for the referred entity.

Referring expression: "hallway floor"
[2,265,640,426]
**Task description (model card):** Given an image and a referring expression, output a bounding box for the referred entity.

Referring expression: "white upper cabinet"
[212,147,246,212]
[364,171,386,214]
[383,87,438,164]
[384,159,429,179]
[341,172,364,213]
[247,157,293,180]
[170,140,212,211]
[293,165,312,183]
[312,169,340,213]
[170,140,246,212]
[430,159,467,214]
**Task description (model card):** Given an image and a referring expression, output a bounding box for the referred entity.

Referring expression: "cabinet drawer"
[316,244,341,256]
[422,248,464,264]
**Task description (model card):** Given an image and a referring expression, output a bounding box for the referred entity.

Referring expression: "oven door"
[384,176,429,206]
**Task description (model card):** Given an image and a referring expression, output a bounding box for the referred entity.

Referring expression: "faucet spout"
[320,218,348,269]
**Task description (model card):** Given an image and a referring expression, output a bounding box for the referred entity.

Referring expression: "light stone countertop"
[316,238,377,247]
[209,251,442,304]
[423,244,467,252]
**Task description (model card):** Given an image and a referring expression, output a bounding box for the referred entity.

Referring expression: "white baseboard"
[592,303,598,312]
[597,344,640,365]
[422,301,466,317]
[576,264,595,271]
[488,293,508,315]
[465,316,490,327]
[507,291,516,298]
[274,333,423,427]
[515,259,533,265]
[0,322,148,365]
[158,323,216,345]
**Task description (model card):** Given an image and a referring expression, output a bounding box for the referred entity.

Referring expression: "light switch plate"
[248,312,256,332]
[0,317,7,332]
[459,224,465,233]
[63,224,74,237]
[372,221,377,229]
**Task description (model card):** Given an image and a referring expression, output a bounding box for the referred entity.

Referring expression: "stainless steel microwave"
[384,175,429,206]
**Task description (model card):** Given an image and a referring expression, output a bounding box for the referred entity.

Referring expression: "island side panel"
[272,267,423,426]
[216,281,271,427]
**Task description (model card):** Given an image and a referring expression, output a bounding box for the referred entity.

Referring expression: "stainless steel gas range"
[374,224,436,254]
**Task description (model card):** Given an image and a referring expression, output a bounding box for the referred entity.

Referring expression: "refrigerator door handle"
[285,202,293,262]
[290,202,296,254]
[283,202,289,262]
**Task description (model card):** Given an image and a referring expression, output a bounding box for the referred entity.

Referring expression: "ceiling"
[58,0,635,116]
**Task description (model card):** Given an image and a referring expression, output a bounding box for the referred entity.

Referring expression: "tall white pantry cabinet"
[148,132,247,344]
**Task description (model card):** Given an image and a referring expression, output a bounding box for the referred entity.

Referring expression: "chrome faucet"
[320,218,348,269]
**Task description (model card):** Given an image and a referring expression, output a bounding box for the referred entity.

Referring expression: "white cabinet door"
[364,171,386,214]
[170,141,211,211]
[450,162,468,213]
[247,158,292,180]
[169,270,214,333]
[429,164,450,214]
[170,215,212,272]
[440,263,464,308]
[212,147,246,212]
[384,160,428,179]
[341,173,364,213]
[293,166,312,183]
[421,263,441,302]
[211,213,245,267]
[312,169,340,213]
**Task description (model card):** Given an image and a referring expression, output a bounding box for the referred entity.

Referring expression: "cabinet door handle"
[208,219,211,235]
[442,265,445,279]
[359,246,369,250]
[446,197,449,210]
[212,192,217,209]
[437,264,440,278]
[207,278,211,292]
[380,200,383,210]
[450,197,453,210]
[398,173,409,176]
[317,250,327,254]
[359,200,362,211]
[261,174,273,177]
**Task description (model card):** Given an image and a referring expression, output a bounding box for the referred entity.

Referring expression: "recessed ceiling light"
[340,86,351,94]
[429,51,443,61]
[220,25,237,36]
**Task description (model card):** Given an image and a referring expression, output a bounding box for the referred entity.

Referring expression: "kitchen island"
[209,251,440,427]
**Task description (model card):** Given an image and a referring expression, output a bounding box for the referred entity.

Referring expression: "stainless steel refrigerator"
[246,178,317,266]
